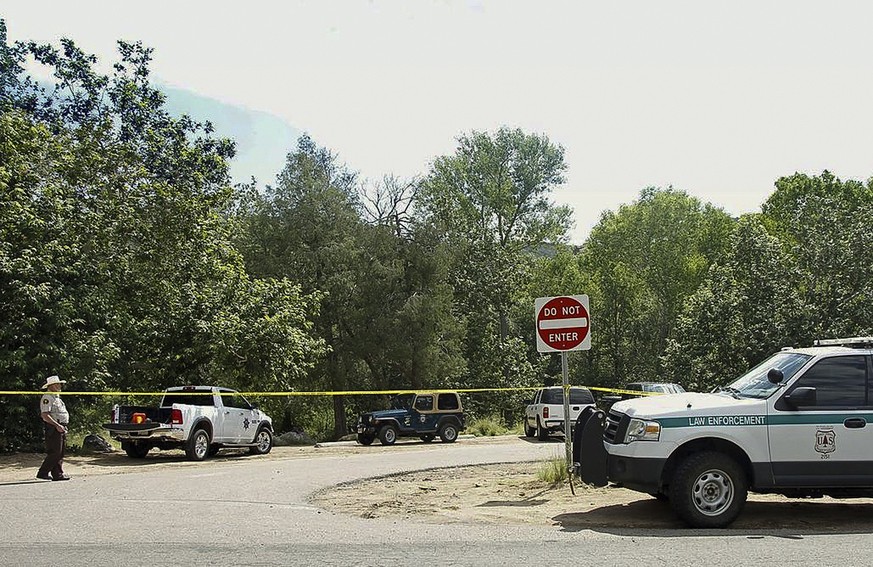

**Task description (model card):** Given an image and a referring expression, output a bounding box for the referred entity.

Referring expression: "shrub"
[537,456,570,485]
[467,415,510,437]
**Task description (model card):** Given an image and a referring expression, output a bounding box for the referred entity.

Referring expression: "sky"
[4,1,873,243]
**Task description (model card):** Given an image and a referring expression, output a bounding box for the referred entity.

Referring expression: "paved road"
[0,438,866,566]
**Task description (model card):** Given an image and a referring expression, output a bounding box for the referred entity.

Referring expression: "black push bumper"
[572,408,665,494]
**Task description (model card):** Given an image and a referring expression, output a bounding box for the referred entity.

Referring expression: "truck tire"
[249,427,273,455]
[669,451,747,528]
[122,441,150,459]
[379,424,398,445]
[536,418,549,441]
[438,422,458,443]
[357,433,375,445]
[524,421,536,438]
[186,428,211,461]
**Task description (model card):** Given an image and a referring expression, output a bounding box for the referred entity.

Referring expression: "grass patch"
[467,415,511,436]
[536,456,570,485]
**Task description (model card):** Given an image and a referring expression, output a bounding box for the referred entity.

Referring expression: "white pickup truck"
[103,386,273,461]
[524,386,596,440]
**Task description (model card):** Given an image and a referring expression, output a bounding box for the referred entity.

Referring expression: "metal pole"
[562,351,571,471]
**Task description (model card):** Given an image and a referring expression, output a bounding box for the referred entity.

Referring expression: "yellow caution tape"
[0,386,661,397]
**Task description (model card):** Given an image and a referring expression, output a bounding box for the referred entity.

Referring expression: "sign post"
[534,295,591,482]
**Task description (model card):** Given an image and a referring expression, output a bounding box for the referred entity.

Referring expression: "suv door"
[768,355,873,486]
[411,394,440,432]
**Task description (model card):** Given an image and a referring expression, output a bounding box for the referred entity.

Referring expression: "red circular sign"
[537,296,590,351]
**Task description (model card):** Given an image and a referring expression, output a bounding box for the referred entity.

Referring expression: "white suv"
[525,386,595,440]
[576,337,873,528]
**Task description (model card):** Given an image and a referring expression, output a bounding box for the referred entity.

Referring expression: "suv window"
[414,395,434,411]
[437,394,460,410]
[540,388,594,405]
[784,356,868,407]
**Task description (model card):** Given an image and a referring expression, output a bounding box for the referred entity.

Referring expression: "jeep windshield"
[721,352,812,399]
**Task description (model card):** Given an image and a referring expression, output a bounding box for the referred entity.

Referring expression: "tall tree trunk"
[333,395,346,439]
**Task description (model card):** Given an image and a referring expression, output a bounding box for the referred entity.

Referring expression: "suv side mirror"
[767,368,784,384]
[784,387,816,408]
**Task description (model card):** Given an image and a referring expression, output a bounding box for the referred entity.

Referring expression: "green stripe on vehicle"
[658,413,873,428]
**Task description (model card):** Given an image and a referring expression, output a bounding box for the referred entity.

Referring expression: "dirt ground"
[311,460,873,532]
[4,436,873,532]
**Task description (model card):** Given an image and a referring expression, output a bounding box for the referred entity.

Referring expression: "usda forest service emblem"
[815,427,836,454]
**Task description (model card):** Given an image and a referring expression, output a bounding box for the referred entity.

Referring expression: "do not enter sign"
[535,295,591,353]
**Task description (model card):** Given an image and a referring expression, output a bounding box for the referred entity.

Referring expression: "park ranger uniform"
[37,391,69,480]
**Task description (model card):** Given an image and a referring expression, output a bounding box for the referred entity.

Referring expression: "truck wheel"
[524,421,536,438]
[379,424,398,445]
[438,422,458,443]
[669,451,747,528]
[249,428,273,455]
[420,434,435,443]
[536,418,549,441]
[186,428,211,461]
[122,441,150,459]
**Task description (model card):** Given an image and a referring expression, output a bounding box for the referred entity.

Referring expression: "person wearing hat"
[37,375,71,481]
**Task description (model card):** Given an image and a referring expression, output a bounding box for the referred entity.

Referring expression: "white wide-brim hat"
[41,375,66,389]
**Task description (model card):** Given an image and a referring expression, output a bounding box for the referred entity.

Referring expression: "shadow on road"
[77,449,260,468]
[516,436,566,444]
[553,498,873,536]
[0,480,49,487]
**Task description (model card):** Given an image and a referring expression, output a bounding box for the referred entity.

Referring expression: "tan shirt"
[40,394,69,425]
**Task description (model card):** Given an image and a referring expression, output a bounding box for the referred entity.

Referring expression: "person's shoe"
[36,472,51,480]
[51,474,71,481]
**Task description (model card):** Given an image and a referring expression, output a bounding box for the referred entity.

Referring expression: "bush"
[467,415,510,437]
[537,456,570,485]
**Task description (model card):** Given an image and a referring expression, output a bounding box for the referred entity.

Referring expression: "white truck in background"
[524,386,596,440]
[103,386,273,461]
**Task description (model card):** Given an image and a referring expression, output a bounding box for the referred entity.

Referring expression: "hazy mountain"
[160,85,301,187]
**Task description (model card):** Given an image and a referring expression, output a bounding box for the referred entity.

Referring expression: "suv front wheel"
[379,424,398,445]
[669,451,747,528]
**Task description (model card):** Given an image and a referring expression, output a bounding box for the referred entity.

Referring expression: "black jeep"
[356,392,466,445]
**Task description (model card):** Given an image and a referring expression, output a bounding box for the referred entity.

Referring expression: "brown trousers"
[38,424,66,478]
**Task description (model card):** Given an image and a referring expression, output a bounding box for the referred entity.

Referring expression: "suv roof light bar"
[813,337,873,348]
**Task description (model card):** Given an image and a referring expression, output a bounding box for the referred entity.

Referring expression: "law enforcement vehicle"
[574,337,873,528]
[356,391,465,445]
[104,386,273,461]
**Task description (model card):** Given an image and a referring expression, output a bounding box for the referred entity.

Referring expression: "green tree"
[663,216,803,391]
[581,188,735,388]
[417,127,572,415]
[0,23,323,448]
[762,171,873,337]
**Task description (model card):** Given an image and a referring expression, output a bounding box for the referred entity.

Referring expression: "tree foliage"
[0,22,322,449]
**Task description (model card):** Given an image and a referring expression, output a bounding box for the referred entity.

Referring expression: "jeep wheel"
[379,424,398,445]
[438,422,458,443]
[186,428,211,461]
[420,434,435,443]
[536,418,549,441]
[122,441,150,459]
[524,421,536,438]
[669,451,747,528]
[357,433,375,445]
[249,427,273,455]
